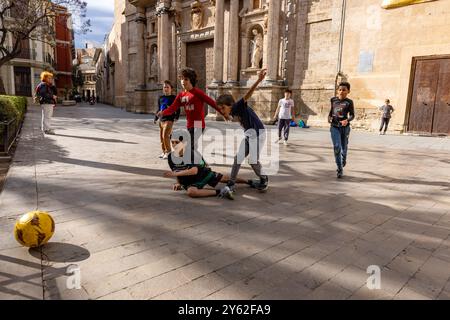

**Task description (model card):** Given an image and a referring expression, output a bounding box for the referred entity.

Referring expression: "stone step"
[0,156,12,163]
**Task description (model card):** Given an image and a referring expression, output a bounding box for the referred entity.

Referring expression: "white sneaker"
[283,140,288,146]
[159,153,165,158]
[277,138,283,144]
[379,132,382,135]
[162,153,169,160]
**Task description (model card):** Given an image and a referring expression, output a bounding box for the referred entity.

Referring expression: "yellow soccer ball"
[14,211,55,248]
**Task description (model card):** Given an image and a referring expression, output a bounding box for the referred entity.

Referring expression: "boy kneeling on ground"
[163,129,251,199]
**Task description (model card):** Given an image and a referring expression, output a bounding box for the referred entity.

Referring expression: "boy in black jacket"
[329,81,355,178]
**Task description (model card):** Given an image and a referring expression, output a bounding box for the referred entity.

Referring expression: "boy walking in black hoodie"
[329,82,355,179]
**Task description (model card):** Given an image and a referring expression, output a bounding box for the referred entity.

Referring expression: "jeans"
[41,104,54,131]
[330,125,350,170]
[159,120,173,154]
[278,119,291,141]
[379,117,390,132]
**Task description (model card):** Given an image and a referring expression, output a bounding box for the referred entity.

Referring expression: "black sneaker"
[342,157,347,168]
[256,176,269,191]
[337,169,343,179]
[248,179,259,188]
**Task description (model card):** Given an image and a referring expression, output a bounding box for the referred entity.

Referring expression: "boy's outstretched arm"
[244,69,267,102]
[163,167,198,178]
[189,87,227,119]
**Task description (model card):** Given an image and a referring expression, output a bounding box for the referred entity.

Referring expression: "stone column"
[134,6,147,113]
[212,0,225,85]
[265,0,282,85]
[135,6,146,89]
[226,0,239,86]
[157,1,171,83]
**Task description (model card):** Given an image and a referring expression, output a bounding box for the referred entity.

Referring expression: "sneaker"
[283,140,288,146]
[162,153,169,160]
[159,153,165,158]
[277,138,283,144]
[255,176,269,191]
[45,130,55,135]
[342,157,347,168]
[379,131,382,135]
[337,169,343,179]
[218,186,234,200]
[248,179,259,188]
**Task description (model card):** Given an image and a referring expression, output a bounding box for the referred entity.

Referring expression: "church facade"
[101,0,450,135]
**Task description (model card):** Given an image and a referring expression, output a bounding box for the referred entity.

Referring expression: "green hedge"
[0,95,28,124]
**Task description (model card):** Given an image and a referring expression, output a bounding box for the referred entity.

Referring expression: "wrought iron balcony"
[16,48,37,60]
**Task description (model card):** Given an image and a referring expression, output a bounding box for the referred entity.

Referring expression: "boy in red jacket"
[157,68,227,163]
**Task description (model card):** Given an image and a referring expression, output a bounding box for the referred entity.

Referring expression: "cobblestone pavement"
[0,103,449,300]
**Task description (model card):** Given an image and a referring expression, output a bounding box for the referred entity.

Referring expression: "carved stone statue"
[174,10,182,29]
[250,29,263,69]
[150,46,158,79]
[210,0,216,18]
[191,0,204,30]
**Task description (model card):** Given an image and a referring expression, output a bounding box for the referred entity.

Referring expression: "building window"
[151,22,156,34]
[253,0,261,10]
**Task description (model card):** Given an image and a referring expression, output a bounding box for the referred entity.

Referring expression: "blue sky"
[75,0,115,48]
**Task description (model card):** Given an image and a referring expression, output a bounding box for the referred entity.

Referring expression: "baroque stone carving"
[191,0,204,30]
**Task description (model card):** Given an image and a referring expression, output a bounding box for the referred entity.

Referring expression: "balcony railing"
[16,48,37,60]
[1,46,37,61]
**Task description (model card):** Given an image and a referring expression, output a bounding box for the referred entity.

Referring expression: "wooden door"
[408,60,440,133]
[186,39,214,92]
[14,66,32,97]
[186,39,214,115]
[432,59,450,135]
[408,57,450,135]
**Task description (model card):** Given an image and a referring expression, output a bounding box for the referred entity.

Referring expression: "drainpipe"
[335,0,347,94]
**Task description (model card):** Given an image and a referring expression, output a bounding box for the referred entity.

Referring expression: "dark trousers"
[330,125,350,170]
[278,119,291,141]
[380,117,390,132]
[188,127,205,163]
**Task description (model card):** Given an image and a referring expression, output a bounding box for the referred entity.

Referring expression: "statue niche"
[149,45,158,82]
[249,27,263,69]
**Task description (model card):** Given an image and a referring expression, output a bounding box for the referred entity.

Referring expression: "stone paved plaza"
[0,103,449,300]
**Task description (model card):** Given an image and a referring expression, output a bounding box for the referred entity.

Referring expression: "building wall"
[106,0,127,107]
[1,33,56,98]
[55,7,74,97]
[340,0,450,132]
[103,0,450,133]
[294,0,450,132]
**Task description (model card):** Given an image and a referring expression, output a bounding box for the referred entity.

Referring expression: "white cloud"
[75,0,115,48]
[86,0,115,14]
